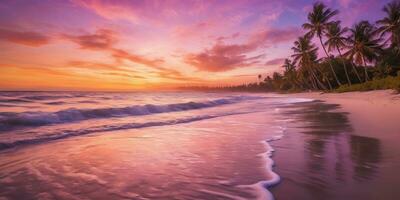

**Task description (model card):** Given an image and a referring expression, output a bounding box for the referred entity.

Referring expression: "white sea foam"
[283,97,314,103]
[237,125,287,200]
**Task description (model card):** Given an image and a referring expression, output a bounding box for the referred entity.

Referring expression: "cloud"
[0,28,50,47]
[72,0,140,22]
[184,42,264,72]
[265,58,286,66]
[63,29,167,69]
[102,72,145,79]
[109,49,198,82]
[72,0,204,24]
[249,27,301,44]
[184,27,299,72]
[62,29,116,50]
[111,49,165,69]
[173,21,213,39]
[61,28,197,82]
[67,60,135,72]
[338,0,352,8]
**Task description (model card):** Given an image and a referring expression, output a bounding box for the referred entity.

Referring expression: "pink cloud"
[62,29,116,50]
[0,28,50,47]
[173,21,213,39]
[265,58,286,66]
[72,0,211,25]
[250,27,301,44]
[338,0,352,8]
[62,28,165,68]
[72,0,140,22]
[61,28,199,82]
[184,47,263,72]
[185,27,300,72]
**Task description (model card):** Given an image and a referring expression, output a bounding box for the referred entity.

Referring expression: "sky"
[0,0,392,91]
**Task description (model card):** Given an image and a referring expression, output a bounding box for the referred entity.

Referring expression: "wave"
[0,98,33,103]
[22,95,73,101]
[0,111,251,150]
[0,96,263,131]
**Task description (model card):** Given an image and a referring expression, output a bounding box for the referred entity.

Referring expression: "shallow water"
[0,92,307,199]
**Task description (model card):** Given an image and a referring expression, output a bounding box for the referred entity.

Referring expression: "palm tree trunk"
[315,65,333,90]
[309,74,317,90]
[350,61,362,83]
[318,36,342,86]
[361,56,370,81]
[308,65,327,90]
[337,47,351,86]
[302,73,315,90]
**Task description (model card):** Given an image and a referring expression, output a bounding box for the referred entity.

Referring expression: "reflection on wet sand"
[350,135,381,181]
[271,101,383,200]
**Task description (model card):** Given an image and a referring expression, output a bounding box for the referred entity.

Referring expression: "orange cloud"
[0,28,50,47]
[111,49,164,69]
[101,72,145,79]
[67,60,140,74]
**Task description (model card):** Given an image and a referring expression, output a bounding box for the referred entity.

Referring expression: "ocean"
[0,91,314,199]
[0,91,390,200]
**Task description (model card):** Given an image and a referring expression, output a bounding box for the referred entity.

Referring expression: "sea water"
[0,91,312,199]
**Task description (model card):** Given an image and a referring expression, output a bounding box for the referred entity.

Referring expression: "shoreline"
[286,89,400,138]
[269,89,400,199]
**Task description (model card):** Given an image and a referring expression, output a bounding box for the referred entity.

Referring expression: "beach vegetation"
[197,1,400,93]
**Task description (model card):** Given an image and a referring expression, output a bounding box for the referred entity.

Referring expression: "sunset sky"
[0,0,391,91]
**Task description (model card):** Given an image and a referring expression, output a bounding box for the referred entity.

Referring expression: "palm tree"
[282,59,295,73]
[344,21,383,81]
[291,36,327,90]
[303,2,342,86]
[282,59,299,89]
[377,1,400,52]
[325,21,352,85]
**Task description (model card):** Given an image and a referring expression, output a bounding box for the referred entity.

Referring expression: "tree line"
[198,1,400,93]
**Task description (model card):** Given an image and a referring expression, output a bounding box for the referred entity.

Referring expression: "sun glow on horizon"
[0,0,390,91]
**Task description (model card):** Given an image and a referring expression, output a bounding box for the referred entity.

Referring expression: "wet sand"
[271,90,400,200]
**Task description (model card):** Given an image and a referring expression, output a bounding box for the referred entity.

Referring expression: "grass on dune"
[335,75,400,93]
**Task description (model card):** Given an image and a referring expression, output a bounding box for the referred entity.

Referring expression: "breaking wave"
[0,96,263,131]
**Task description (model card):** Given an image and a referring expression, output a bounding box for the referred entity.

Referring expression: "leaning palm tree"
[291,36,327,90]
[282,59,295,73]
[344,21,384,81]
[303,2,342,86]
[377,1,400,52]
[325,21,352,85]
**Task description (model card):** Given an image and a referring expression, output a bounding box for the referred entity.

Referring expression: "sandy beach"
[289,90,400,139]
[270,90,400,200]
